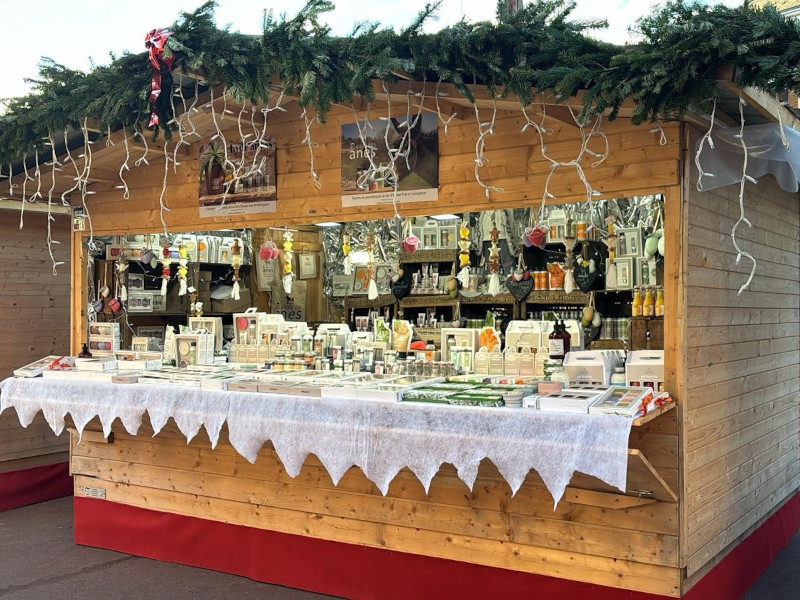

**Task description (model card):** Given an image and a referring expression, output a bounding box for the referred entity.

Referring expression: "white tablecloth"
[0,377,633,506]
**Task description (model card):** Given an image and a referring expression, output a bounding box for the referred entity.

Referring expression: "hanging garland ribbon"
[145,28,174,127]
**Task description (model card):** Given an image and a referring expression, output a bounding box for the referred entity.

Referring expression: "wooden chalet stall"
[0,4,798,599]
[0,205,72,511]
[48,77,796,600]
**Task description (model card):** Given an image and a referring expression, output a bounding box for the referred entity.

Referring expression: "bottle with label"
[655,287,665,317]
[631,286,643,317]
[425,341,435,362]
[548,321,571,361]
[643,287,655,317]
[611,366,626,386]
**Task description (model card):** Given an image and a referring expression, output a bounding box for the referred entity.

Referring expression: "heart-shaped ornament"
[574,261,598,293]
[506,274,534,301]
[391,269,412,300]
[529,226,547,249]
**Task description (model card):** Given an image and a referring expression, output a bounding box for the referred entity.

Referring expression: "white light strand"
[520,98,607,223]
[301,107,322,189]
[168,83,189,172]
[6,163,17,197]
[473,97,504,199]
[732,95,757,295]
[434,79,456,135]
[649,121,668,146]
[117,127,131,199]
[158,140,171,239]
[105,125,115,147]
[776,94,791,151]
[32,150,43,201]
[250,89,286,177]
[133,123,150,167]
[78,119,97,257]
[20,154,32,228]
[694,97,717,192]
[46,131,65,275]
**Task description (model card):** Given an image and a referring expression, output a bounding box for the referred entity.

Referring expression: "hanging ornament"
[402,218,419,254]
[144,28,174,127]
[282,230,294,294]
[230,238,242,300]
[177,244,189,296]
[260,239,279,261]
[342,232,352,275]
[563,226,577,295]
[189,288,203,317]
[365,232,378,300]
[456,220,471,288]
[487,221,501,296]
[506,252,533,301]
[116,254,129,304]
[603,219,618,290]
[160,240,171,296]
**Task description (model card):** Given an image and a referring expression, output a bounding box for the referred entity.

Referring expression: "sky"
[1,0,742,101]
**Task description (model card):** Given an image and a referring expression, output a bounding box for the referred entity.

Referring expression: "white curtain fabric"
[696,123,800,193]
[0,377,633,506]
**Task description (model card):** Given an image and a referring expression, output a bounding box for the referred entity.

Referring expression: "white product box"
[505,321,543,351]
[174,332,215,367]
[88,323,121,337]
[75,358,119,372]
[87,336,121,355]
[538,320,585,351]
[538,389,606,414]
[563,351,613,385]
[128,291,155,313]
[14,356,74,378]
[188,316,224,352]
[233,310,269,345]
[626,350,665,390]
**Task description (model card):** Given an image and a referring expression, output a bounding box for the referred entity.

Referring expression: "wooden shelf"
[459,292,515,305]
[632,401,675,427]
[399,249,456,264]
[523,290,589,304]
[343,295,396,309]
[400,295,458,308]
[587,339,626,350]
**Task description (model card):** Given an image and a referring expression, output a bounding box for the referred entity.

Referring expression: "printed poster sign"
[341,112,438,208]
[198,135,277,217]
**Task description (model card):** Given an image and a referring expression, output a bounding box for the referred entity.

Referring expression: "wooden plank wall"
[0,210,71,466]
[71,417,682,597]
[683,164,800,579]
[79,104,679,235]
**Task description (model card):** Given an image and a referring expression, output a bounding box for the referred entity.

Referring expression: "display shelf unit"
[343,295,396,309]
[398,249,456,264]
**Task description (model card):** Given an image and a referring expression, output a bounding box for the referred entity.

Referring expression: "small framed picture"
[636,257,656,286]
[439,225,457,250]
[617,227,643,258]
[422,224,439,249]
[332,274,354,297]
[614,257,634,290]
[131,337,151,352]
[352,266,370,294]
[298,253,317,280]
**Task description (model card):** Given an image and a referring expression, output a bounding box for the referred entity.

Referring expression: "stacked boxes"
[88,322,121,356]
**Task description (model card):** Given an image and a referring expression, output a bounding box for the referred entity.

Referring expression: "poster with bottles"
[341,113,439,208]
[198,135,277,217]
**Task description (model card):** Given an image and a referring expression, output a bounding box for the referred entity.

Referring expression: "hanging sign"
[198,135,277,217]
[341,113,439,208]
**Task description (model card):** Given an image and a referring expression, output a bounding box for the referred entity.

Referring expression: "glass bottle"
[643,287,655,317]
[631,286,643,317]
[548,321,570,361]
[655,287,665,317]
[79,343,93,358]
[611,366,626,386]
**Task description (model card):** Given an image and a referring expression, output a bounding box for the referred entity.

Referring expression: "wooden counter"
[69,402,680,597]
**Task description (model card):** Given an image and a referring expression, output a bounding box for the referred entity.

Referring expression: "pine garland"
[1,0,799,165]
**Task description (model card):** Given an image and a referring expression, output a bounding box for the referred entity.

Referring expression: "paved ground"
[0,497,336,600]
[0,497,796,599]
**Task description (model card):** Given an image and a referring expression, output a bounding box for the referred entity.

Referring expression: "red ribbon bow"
[145,28,174,127]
